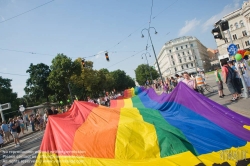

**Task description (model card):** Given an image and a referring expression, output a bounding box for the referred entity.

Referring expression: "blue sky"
[0,0,244,97]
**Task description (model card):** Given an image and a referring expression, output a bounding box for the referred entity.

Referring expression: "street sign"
[19,105,25,112]
[0,103,11,111]
[227,44,238,56]
[0,103,11,122]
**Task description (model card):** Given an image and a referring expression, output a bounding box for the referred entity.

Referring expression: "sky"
[0,0,244,97]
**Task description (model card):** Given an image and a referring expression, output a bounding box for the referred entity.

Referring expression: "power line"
[106,49,146,69]
[0,0,55,24]
[0,72,28,76]
[0,48,141,59]
[152,0,178,20]
[0,48,55,56]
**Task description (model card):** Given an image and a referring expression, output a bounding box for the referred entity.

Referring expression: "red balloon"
[237,50,246,56]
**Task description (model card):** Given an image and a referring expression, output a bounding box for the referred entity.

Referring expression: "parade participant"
[221,59,238,101]
[1,121,11,143]
[214,67,225,98]
[9,118,20,147]
[182,72,197,90]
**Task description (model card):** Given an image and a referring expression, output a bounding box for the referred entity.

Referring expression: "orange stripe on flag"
[72,105,121,158]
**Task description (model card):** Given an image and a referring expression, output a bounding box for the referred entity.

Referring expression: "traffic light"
[211,25,224,40]
[105,52,109,61]
[81,58,85,67]
[220,20,229,31]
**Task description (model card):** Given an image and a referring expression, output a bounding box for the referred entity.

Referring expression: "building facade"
[156,36,211,77]
[215,0,250,55]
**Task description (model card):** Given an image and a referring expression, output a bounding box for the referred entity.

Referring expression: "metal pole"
[144,54,153,82]
[148,31,164,86]
[190,48,198,74]
[227,29,233,44]
[68,83,74,103]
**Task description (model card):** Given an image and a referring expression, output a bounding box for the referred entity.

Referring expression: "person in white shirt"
[175,74,184,83]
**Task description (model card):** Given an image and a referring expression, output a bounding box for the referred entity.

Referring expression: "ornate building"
[156,36,211,77]
[215,0,250,55]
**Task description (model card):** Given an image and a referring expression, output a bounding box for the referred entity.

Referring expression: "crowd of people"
[87,90,122,107]
[145,58,250,102]
[0,106,64,148]
[146,71,206,94]
[220,59,250,101]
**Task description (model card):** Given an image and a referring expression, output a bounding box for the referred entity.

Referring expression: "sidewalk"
[2,125,39,146]
[205,87,250,118]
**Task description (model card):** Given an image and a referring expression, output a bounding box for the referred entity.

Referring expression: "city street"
[0,131,44,166]
[0,74,249,166]
[203,72,250,118]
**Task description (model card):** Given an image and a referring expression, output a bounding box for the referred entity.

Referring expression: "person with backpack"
[221,59,239,101]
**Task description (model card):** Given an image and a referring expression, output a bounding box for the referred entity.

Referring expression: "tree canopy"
[0,76,20,121]
[135,64,159,85]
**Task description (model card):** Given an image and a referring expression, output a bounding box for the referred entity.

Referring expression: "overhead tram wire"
[0,48,55,56]
[0,0,55,24]
[105,0,178,53]
[1,1,177,60]
[0,72,28,76]
[152,0,178,20]
[106,49,146,69]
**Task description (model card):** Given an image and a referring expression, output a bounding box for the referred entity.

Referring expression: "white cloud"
[202,0,241,32]
[178,18,200,36]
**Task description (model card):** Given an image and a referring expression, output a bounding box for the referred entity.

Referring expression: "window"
[190,44,193,47]
[171,55,173,59]
[224,38,229,43]
[172,61,175,65]
[186,45,188,48]
[187,51,190,54]
[195,56,197,59]
[178,53,180,56]
[189,57,191,60]
[240,20,244,27]
[242,30,247,37]
[176,47,178,50]
[181,46,183,49]
[235,22,239,29]
[230,24,233,30]
[233,34,237,40]
[236,44,240,49]
[179,59,182,63]
[174,68,177,72]
[245,41,250,46]
[191,63,193,67]
[182,52,185,55]
[181,66,184,70]
[169,50,171,53]
[184,58,186,62]
[186,64,188,68]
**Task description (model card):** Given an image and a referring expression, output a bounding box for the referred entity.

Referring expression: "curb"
[3,130,40,147]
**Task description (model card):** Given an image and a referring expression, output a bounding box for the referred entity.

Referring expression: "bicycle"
[197,84,214,95]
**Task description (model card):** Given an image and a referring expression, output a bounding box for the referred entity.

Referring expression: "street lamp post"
[141,27,164,86]
[141,53,153,83]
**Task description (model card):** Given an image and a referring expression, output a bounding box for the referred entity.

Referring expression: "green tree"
[0,76,20,121]
[48,54,81,103]
[135,64,159,85]
[24,63,53,103]
[110,69,135,91]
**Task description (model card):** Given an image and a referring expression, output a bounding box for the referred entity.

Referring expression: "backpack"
[225,66,236,82]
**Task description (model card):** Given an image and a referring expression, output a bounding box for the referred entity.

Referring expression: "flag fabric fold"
[35,82,250,166]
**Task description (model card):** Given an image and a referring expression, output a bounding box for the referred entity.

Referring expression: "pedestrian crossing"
[0,132,44,166]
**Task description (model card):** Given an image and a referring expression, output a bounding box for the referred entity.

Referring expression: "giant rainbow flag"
[35,82,250,165]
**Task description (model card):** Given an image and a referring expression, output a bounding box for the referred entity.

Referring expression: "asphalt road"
[0,131,44,166]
